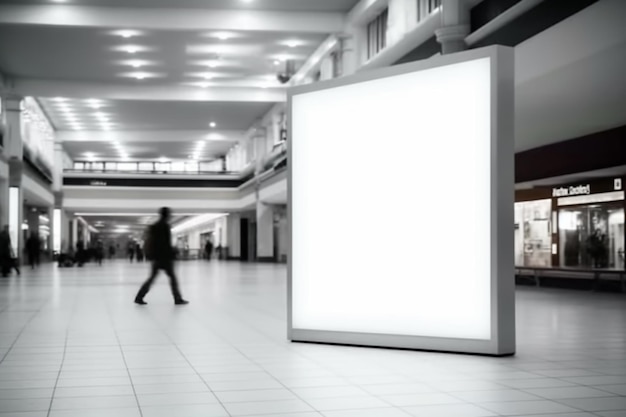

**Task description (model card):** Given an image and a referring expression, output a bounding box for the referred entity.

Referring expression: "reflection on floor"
[0,260,625,417]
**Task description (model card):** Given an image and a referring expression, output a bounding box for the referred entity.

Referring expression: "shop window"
[138,162,154,172]
[155,162,170,172]
[171,162,185,172]
[417,0,441,22]
[73,162,85,171]
[118,163,137,172]
[367,8,388,60]
[559,204,625,269]
[514,199,552,267]
[105,162,117,171]
[185,162,199,173]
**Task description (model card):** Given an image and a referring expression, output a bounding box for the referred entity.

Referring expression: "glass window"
[155,162,170,172]
[92,162,104,171]
[171,162,185,172]
[367,8,388,59]
[138,162,154,172]
[118,163,137,171]
[105,162,117,171]
[73,162,85,171]
[185,162,199,173]
[417,0,441,22]
[514,199,552,267]
[559,203,625,269]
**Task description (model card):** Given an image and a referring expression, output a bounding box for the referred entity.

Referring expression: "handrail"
[63,169,236,175]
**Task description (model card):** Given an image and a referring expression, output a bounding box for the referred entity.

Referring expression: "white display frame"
[287,46,515,356]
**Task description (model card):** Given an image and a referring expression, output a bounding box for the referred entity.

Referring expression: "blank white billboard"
[288,46,515,355]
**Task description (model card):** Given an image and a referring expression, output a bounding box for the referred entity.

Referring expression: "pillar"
[25,207,40,238]
[0,163,8,228]
[71,218,78,250]
[256,201,274,262]
[5,96,25,258]
[226,213,241,259]
[435,0,471,54]
[339,32,358,76]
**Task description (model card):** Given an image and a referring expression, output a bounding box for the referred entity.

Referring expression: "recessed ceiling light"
[159,157,169,163]
[203,74,214,80]
[51,0,67,3]
[210,122,217,128]
[132,73,148,80]
[285,40,301,48]
[214,32,232,41]
[128,60,145,68]
[198,82,210,88]
[123,46,140,54]
[116,30,140,39]
[207,61,219,69]
[52,97,68,102]
[273,60,281,66]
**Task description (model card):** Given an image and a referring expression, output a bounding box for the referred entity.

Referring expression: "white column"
[319,56,334,80]
[435,0,471,54]
[387,0,409,46]
[256,201,274,261]
[71,218,78,250]
[226,213,240,259]
[5,97,25,257]
[341,32,359,76]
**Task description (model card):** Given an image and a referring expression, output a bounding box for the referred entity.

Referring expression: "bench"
[515,267,626,292]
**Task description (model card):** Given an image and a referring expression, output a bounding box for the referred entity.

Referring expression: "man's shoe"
[174,299,189,305]
[134,298,147,305]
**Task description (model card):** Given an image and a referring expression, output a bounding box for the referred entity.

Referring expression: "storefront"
[516,177,625,270]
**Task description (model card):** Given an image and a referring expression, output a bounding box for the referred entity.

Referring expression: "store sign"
[552,184,591,197]
[90,180,107,186]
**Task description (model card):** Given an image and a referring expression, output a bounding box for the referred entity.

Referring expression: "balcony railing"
[66,160,230,175]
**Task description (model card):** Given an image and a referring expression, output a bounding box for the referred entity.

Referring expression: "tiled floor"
[0,260,625,417]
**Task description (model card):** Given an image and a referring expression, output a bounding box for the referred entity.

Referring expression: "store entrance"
[559,203,625,269]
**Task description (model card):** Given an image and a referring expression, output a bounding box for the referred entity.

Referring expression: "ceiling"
[514,0,626,152]
[79,214,188,235]
[0,0,362,12]
[37,98,273,131]
[0,0,347,161]
[0,25,326,87]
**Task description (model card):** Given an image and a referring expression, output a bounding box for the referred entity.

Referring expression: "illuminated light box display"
[288,46,515,356]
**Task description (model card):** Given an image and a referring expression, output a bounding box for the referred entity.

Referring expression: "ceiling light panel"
[186,44,259,56]
[118,71,164,80]
[113,45,153,54]
[111,30,143,39]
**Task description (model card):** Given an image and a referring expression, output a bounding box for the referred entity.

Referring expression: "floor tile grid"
[3,263,626,417]
[0,300,46,364]
[305,360,525,416]
[40,293,73,417]
[438,361,626,416]
[138,302,339,416]
[137,306,235,417]
[103,296,148,417]
[218,343,404,417]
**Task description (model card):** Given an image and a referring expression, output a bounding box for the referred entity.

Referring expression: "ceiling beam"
[6,78,287,103]
[0,5,345,33]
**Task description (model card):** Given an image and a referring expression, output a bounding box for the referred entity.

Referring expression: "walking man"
[134,207,188,305]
